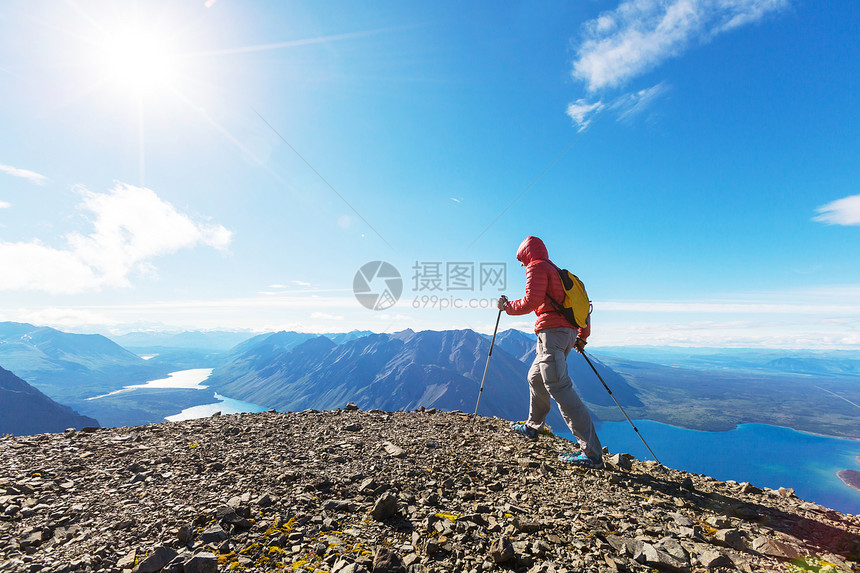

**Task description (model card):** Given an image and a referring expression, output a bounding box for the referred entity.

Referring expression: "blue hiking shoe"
[559,452,603,468]
[509,422,538,442]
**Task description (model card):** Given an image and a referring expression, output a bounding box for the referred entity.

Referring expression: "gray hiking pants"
[526,327,602,459]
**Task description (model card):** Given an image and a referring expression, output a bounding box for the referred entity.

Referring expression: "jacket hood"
[516,236,548,265]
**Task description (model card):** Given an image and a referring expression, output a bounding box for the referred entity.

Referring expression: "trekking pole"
[474,297,506,417]
[581,351,661,465]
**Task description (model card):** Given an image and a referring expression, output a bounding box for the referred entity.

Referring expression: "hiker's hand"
[497,296,508,311]
[574,337,587,353]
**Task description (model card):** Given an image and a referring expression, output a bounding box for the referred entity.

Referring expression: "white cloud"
[568,84,669,130]
[813,194,860,226]
[597,300,860,315]
[0,201,10,209]
[3,283,860,349]
[0,163,48,185]
[611,82,669,122]
[0,182,232,294]
[572,0,790,92]
[11,307,119,329]
[566,99,605,131]
[310,312,344,320]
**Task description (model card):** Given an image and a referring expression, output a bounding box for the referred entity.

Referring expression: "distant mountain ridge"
[6,322,859,440]
[0,366,98,435]
[110,329,375,353]
[0,322,141,366]
[207,329,546,424]
[206,328,639,431]
[0,322,147,403]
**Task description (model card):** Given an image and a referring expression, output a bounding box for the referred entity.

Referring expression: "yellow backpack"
[547,264,592,329]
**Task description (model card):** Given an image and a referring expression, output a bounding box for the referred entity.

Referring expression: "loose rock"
[370,492,399,521]
[489,536,515,563]
[0,409,856,573]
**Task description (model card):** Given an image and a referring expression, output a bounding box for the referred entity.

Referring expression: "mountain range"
[204,328,640,432]
[0,365,98,435]
[2,321,858,440]
[109,329,375,353]
[0,322,150,402]
[0,322,214,431]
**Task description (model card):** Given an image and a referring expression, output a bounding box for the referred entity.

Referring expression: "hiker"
[497,235,603,468]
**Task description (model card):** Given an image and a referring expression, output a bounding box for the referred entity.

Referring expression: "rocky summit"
[1,408,858,573]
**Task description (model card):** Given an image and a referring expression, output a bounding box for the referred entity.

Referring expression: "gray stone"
[698,549,734,570]
[184,552,218,573]
[751,536,802,560]
[117,550,137,570]
[113,519,136,530]
[358,478,377,493]
[705,516,731,529]
[20,529,44,548]
[607,535,645,559]
[607,453,633,471]
[323,499,356,513]
[489,536,515,563]
[731,504,760,521]
[513,517,542,533]
[669,512,694,527]
[382,441,406,458]
[425,539,441,555]
[371,492,399,521]
[55,525,78,540]
[738,482,761,495]
[642,542,690,572]
[678,526,703,539]
[715,529,744,550]
[372,547,404,572]
[658,538,690,565]
[198,524,228,544]
[132,546,178,573]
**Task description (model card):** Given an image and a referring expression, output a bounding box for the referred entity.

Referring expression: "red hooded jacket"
[504,236,590,339]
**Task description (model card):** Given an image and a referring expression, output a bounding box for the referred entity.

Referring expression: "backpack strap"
[536,262,570,320]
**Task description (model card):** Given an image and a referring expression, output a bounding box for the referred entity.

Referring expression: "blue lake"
[560,420,860,515]
[165,392,269,421]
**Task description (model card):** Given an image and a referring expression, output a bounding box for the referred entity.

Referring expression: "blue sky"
[0,0,858,348]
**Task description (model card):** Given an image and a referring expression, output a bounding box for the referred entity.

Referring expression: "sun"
[97,23,181,98]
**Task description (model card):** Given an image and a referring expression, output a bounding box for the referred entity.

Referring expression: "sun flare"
[98,25,180,97]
